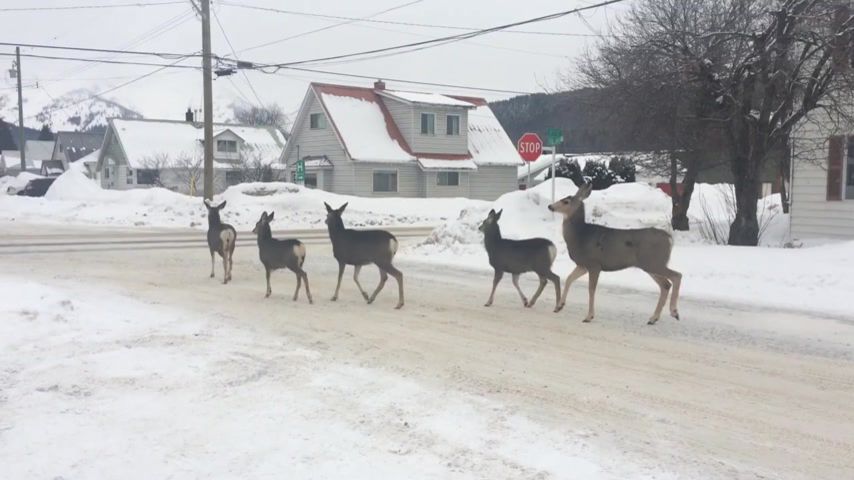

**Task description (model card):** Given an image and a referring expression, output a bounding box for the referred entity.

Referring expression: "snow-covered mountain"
[31,89,144,132]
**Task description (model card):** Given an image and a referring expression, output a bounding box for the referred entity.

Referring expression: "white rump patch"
[548,244,557,264]
[389,238,399,257]
[294,243,306,259]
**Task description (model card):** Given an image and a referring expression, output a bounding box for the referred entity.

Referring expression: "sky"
[0,0,631,126]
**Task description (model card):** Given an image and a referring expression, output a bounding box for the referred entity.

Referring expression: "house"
[0,120,43,172]
[40,160,65,177]
[51,131,104,169]
[281,81,521,200]
[95,112,286,195]
[790,114,854,240]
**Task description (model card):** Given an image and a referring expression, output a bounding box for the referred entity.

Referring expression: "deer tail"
[294,242,307,267]
[220,229,235,256]
[548,244,557,264]
[389,237,399,258]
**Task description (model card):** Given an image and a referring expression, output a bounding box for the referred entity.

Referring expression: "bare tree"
[581,0,854,245]
[232,102,290,137]
[236,145,284,183]
[141,153,203,195]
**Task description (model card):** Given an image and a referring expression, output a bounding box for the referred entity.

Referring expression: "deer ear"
[217,201,227,209]
[268,211,275,221]
[578,182,593,199]
[495,209,503,220]
[338,202,348,213]
[204,198,212,208]
[324,202,333,213]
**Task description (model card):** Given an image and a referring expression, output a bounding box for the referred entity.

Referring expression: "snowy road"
[2,225,853,479]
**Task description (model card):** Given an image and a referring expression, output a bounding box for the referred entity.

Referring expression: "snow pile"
[0,277,663,479]
[686,184,787,246]
[1,170,485,230]
[1,172,42,194]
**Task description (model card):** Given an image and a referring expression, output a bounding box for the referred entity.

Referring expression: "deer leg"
[664,268,682,320]
[292,268,301,301]
[368,267,388,304]
[353,265,370,301]
[301,270,313,304]
[556,266,587,313]
[646,273,671,325]
[548,272,562,312]
[385,264,404,309]
[221,252,229,285]
[583,268,600,323]
[228,254,234,282]
[331,262,345,301]
[265,267,272,298]
[484,270,503,307]
[209,251,216,278]
[511,274,529,307]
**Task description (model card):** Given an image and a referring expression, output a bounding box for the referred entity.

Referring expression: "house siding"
[384,98,414,148]
[408,106,469,155]
[424,171,471,198]
[469,166,518,201]
[791,115,854,240]
[351,162,421,197]
[284,92,348,191]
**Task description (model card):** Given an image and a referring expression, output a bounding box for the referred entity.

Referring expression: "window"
[446,115,460,136]
[310,113,327,129]
[373,171,398,192]
[437,171,459,186]
[226,170,244,186]
[290,171,318,188]
[217,139,238,153]
[420,113,435,135]
[847,138,854,199]
[126,168,134,185]
[137,169,160,185]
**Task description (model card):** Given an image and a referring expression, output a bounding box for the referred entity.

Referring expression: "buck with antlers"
[548,182,682,324]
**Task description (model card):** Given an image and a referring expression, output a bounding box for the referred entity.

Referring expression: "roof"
[25,140,55,161]
[0,120,41,151]
[379,90,476,107]
[53,131,104,162]
[305,82,521,168]
[40,160,65,176]
[107,118,286,169]
[77,148,101,164]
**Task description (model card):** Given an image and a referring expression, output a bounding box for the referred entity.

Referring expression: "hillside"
[490,88,671,153]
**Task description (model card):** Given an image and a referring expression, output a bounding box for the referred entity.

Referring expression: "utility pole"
[200,0,214,200]
[15,47,25,172]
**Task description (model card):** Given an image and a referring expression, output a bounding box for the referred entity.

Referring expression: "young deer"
[324,202,404,309]
[479,209,561,311]
[204,199,236,284]
[252,211,313,303]
[548,182,682,325]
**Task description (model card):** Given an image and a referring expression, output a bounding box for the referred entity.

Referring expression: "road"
[3,224,853,479]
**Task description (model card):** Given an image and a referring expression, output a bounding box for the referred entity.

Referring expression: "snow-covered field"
[0,169,486,230]
[0,277,664,479]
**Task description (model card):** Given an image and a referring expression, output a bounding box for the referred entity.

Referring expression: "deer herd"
[204,181,682,325]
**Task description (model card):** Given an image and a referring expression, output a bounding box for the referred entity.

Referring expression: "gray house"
[51,131,104,169]
[95,115,285,195]
[281,81,521,200]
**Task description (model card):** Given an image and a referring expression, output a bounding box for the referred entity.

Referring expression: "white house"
[790,113,854,240]
[281,81,521,200]
[95,115,285,195]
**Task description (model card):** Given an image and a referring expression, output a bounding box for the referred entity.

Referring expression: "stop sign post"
[517,132,543,188]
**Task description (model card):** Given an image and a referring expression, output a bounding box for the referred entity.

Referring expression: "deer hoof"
[330,296,337,302]
[394,303,404,310]
[647,317,660,325]
[484,302,492,307]
[292,296,298,302]
[265,292,271,298]
[554,304,564,313]
[671,310,680,320]
[582,316,593,323]
[308,299,314,305]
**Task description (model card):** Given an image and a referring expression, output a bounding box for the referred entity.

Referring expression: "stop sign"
[517,133,542,162]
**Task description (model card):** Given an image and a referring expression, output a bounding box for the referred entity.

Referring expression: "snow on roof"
[318,92,414,163]
[112,119,285,169]
[25,140,55,161]
[417,158,478,171]
[382,90,475,107]
[77,148,101,164]
[466,105,522,167]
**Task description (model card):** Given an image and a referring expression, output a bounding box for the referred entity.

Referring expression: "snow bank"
[1,168,485,230]
[409,178,847,317]
[0,172,42,194]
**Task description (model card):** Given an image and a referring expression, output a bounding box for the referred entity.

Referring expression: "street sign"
[546,128,563,147]
[517,132,542,162]
[295,159,305,184]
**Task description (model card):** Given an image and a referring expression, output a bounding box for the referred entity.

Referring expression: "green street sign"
[546,128,563,146]
[295,159,305,183]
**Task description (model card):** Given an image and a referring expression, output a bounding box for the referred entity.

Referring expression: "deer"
[479,209,561,311]
[252,211,312,303]
[204,199,236,284]
[547,182,682,325]
[324,202,404,309]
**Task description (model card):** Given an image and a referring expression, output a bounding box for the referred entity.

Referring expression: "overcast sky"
[0,0,630,124]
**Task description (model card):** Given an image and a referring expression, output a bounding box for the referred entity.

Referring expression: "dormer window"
[310,113,327,129]
[420,113,435,135]
[217,139,237,153]
[446,115,460,136]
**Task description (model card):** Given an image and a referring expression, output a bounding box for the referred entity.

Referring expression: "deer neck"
[482,226,503,252]
[562,205,588,249]
[327,218,346,244]
[207,212,221,230]
[257,225,273,244]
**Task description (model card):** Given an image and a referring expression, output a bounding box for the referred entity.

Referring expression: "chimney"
[185,108,194,123]
[374,79,386,91]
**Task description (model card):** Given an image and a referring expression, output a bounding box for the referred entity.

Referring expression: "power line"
[234,0,423,54]
[249,0,629,69]
[220,1,612,38]
[211,6,264,105]
[0,41,200,61]
[0,52,201,70]
[0,1,185,12]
